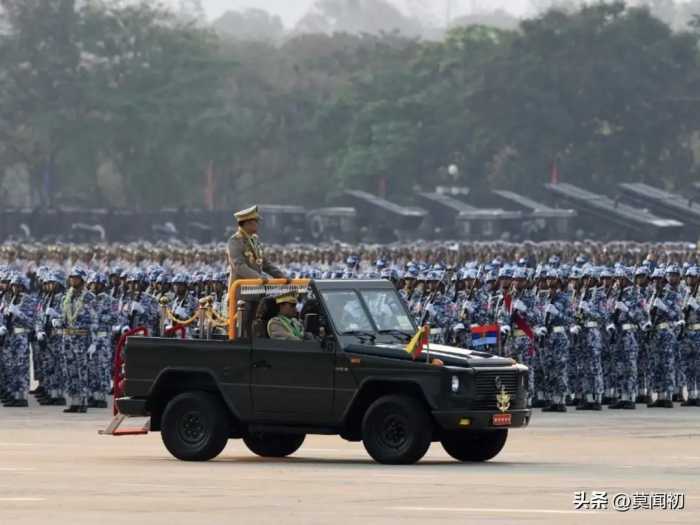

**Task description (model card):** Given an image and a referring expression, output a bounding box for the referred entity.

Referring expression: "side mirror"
[304,313,320,336]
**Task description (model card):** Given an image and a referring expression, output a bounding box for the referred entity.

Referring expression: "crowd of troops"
[0,240,699,414]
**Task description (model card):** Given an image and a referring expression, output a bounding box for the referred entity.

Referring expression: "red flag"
[550,159,560,185]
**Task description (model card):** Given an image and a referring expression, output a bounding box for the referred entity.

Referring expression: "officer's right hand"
[121,325,131,335]
[513,299,527,313]
[500,325,511,336]
[641,321,652,331]
[0,326,7,337]
[46,307,60,318]
[605,323,616,334]
[51,319,62,329]
[688,298,699,311]
[534,326,547,337]
[37,331,46,341]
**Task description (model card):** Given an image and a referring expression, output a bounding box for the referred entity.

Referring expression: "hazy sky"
[197,1,535,25]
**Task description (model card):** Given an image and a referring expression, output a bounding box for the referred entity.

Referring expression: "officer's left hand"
[500,325,511,336]
[605,323,616,334]
[570,325,581,335]
[0,326,7,337]
[545,304,559,316]
[131,303,145,315]
[513,299,527,313]
[8,304,22,316]
[88,344,97,358]
[675,319,686,328]
[688,298,699,311]
[653,297,668,312]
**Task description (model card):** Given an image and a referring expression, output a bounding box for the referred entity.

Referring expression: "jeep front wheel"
[243,433,305,458]
[441,429,508,462]
[161,391,230,461]
[361,394,432,465]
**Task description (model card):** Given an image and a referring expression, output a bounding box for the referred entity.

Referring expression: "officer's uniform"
[227,206,285,284]
[267,294,304,341]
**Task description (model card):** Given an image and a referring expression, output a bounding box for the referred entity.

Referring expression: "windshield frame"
[318,285,416,339]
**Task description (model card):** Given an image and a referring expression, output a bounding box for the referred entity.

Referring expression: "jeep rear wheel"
[361,394,432,465]
[243,433,305,458]
[441,429,508,462]
[161,391,230,461]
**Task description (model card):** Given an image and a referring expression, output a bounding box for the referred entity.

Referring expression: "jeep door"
[250,337,335,424]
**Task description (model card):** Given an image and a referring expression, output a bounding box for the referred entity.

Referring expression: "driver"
[268,293,305,341]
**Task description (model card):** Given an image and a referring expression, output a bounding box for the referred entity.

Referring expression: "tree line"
[0,0,698,211]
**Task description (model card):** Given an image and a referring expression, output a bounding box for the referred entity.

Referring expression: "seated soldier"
[267,293,305,341]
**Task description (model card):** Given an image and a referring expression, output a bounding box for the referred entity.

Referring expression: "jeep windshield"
[321,288,416,342]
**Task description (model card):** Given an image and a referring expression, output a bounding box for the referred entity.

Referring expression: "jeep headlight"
[451,375,460,393]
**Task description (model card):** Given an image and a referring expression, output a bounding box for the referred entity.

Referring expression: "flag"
[470,323,499,347]
[550,159,560,185]
[405,325,429,360]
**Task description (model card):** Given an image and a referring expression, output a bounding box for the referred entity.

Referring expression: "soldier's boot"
[50,397,67,406]
[608,401,624,409]
[94,400,108,409]
[77,405,88,414]
[87,397,98,408]
[5,399,29,407]
[672,393,682,402]
[63,405,80,413]
[621,401,636,409]
[680,398,696,406]
[532,399,547,408]
[565,395,576,407]
[661,400,674,408]
[635,394,651,404]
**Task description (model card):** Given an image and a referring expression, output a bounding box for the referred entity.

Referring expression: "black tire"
[441,429,508,462]
[243,433,305,458]
[361,394,433,465]
[161,391,230,461]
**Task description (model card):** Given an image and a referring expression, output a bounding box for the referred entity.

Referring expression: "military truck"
[103,279,531,465]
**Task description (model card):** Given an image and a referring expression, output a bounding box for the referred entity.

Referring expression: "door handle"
[252,360,271,369]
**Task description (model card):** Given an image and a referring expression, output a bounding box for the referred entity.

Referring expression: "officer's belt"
[95,332,110,337]
[584,322,598,328]
[622,323,637,331]
[656,322,670,330]
[688,323,700,331]
[12,328,29,335]
[63,328,89,336]
[513,329,526,337]
[551,326,566,334]
[53,329,63,336]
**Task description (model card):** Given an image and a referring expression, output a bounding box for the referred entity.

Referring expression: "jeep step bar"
[98,413,150,436]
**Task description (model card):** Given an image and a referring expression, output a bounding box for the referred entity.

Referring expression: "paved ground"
[0,402,698,525]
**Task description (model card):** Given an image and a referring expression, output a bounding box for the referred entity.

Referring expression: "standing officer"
[1,275,36,407]
[87,272,118,408]
[57,266,97,413]
[227,206,286,284]
[680,266,699,406]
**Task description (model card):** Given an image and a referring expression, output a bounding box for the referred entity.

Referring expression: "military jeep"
[106,279,531,465]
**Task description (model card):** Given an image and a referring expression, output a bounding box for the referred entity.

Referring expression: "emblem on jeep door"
[495,377,511,412]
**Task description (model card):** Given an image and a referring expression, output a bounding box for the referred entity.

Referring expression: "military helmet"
[69,265,88,280]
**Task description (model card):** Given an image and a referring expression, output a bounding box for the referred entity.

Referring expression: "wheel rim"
[378,414,408,450]
[178,410,208,446]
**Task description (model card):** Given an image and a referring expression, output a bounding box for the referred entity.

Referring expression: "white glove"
[614,301,629,313]
[688,298,699,311]
[653,297,668,312]
[165,324,174,332]
[461,301,474,314]
[675,319,686,328]
[111,325,120,334]
[641,321,652,331]
[131,303,145,315]
[545,304,559,316]
[0,326,7,337]
[8,304,22,316]
[121,325,131,335]
[500,325,511,336]
[452,323,465,332]
[570,325,581,335]
[426,304,436,316]
[579,301,591,313]
[36,331,46,342]
[51,318,62,329]
[87,344,97,357]
[45,307,60,318]
[535,326,547,337]
[513,299,527,313]
[606,323,616,334]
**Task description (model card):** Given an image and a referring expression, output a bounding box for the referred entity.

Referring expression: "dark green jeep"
[113,279,531,464]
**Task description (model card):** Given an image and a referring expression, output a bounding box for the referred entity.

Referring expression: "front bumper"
[115,397,149,417]
[432,408,531,430]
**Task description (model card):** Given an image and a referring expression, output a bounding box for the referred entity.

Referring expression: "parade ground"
[0,403,697,525]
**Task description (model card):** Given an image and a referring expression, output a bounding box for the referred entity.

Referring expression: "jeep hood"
[346,342,516,368]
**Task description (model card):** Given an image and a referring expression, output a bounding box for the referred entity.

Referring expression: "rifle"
[1,292,18,346]
[678,283,697,341]
[609,284,625,345]
[419,267,455,328]
[538,289,554,346]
